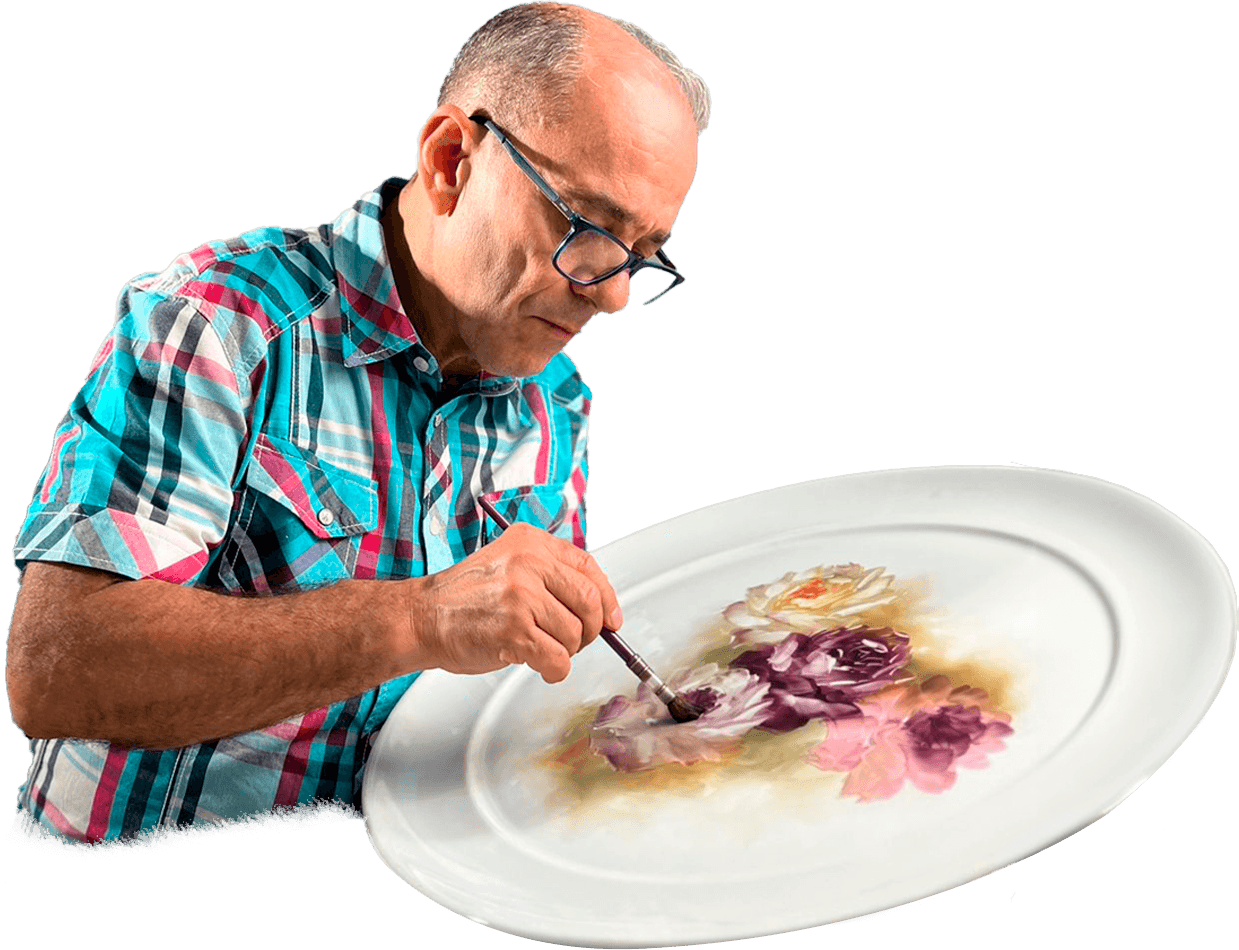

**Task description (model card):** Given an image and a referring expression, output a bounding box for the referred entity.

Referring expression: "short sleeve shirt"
[13,178,591,842]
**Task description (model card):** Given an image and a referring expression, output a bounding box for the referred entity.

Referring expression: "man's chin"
[483,350,559,380]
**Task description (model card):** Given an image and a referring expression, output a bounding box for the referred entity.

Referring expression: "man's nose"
[572,271,631,314]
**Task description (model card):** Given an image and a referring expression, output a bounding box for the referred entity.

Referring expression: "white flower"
[588,664,772,772]
[724,563,898,645]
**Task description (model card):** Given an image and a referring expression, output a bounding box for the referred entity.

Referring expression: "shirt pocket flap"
[247,433,378,539]
[479,484,575,543]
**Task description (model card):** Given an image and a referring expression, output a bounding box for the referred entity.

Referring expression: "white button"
[317,508,335,527]
[412,356,429,372]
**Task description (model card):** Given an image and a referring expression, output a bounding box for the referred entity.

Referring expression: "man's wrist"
[387,574,436,675]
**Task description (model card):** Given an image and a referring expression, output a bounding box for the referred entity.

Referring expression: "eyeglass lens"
[557,230,676,303]
[556,229,629,282]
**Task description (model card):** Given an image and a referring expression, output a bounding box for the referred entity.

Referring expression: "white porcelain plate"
[362,467,1235,947]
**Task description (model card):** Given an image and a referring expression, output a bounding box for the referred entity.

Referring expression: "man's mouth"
[532,316,577,341]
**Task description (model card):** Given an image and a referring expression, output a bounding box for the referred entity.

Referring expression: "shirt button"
[412,356,429,373]
[317,508,335,527]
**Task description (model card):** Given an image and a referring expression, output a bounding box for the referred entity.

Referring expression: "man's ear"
[417,106,481,216]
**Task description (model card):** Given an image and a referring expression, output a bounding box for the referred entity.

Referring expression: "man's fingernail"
[610,606,624,628]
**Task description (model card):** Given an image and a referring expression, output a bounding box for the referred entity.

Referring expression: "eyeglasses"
[472,115,684,305]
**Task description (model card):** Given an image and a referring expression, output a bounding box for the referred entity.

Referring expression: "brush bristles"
[667,694,703,723]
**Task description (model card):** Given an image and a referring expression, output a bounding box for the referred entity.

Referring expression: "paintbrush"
[477,496,703,723]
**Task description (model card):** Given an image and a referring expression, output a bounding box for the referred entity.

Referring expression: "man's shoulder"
[533,352,592,413]
[127,223,338,340]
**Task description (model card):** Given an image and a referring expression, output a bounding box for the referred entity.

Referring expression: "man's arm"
[6,523,621,749]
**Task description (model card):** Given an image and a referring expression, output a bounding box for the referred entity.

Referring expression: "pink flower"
[806,676,1014,801]
[589,665,772,772]
[729,626,913,732]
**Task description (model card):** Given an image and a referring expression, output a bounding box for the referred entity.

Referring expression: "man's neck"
[380,182,482,380]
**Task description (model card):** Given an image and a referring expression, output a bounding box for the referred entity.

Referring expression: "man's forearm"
[7,525,621,750]
[7,563,421,749]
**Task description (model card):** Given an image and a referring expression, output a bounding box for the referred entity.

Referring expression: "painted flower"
[589,664,772,772]
[806,675,1015,801]
[724,564,899,645]
[729,626,913,732]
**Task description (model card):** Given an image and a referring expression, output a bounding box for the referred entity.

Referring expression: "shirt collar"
[330,178,518,398]
[330,177,421,367]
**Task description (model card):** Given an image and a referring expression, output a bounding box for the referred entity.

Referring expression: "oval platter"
[362,466,1235,947]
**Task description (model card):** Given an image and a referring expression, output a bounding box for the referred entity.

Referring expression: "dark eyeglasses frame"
[471,115,684,305]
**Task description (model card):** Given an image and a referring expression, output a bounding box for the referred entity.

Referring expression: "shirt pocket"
[247,433,379,538]
[478,483,578,546]
[221,433,380,592]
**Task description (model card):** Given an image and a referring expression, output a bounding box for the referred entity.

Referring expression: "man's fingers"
[417,520,623,681]
[542,535,623,632]
[502,631,572,684]
[529,585,588,656]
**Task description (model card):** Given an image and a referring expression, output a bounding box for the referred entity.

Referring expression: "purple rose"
[903,704,1014,774]
[730,626,913,732]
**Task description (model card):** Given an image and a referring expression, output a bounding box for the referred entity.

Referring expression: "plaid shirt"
[13,178,591,842]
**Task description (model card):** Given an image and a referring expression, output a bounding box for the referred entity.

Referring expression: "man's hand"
[406,523,623,683]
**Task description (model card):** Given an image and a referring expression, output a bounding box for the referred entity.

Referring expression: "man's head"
[437,4,710,135]
[387,3,707,380]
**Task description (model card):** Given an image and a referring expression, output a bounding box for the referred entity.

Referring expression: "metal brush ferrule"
[601,628,677,704]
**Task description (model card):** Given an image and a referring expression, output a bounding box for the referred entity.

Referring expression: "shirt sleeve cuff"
[15,505,213,584]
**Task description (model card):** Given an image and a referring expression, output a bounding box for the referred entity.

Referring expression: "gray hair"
[608,16,709,131]
[438,3,710,133]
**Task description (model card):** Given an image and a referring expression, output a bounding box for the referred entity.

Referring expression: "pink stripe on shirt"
[274,707,329,807]
[522,383,552,483]
[85,747,129,842]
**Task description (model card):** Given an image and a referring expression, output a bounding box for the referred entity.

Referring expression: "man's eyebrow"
[564,188,672,246]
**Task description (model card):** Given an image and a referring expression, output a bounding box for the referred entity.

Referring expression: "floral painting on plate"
[546,564,1015,804]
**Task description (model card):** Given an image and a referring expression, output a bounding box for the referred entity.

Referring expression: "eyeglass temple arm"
[473,116,578,223]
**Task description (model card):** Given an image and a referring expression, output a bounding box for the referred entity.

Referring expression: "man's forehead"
[503,30,698,246]
[560,185,674,245]
[520,114,695,245]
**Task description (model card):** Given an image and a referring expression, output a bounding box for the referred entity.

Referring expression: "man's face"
[429,43,699,379]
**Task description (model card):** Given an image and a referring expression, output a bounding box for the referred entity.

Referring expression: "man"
[6,2,707,842]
